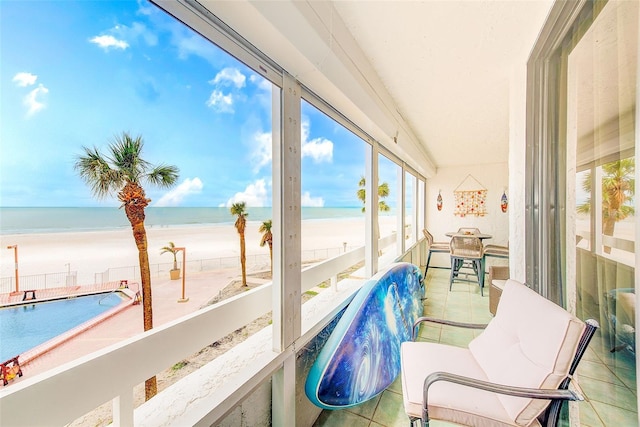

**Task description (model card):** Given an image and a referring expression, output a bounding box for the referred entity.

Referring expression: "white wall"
[425,163,509,267]
[508,62,528,283]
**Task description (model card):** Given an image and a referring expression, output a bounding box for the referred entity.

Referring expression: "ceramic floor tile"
[579,401,605,427]
[589,400,639,426]
[346,394,381,419]
[371,390,408,426]
[312,408,371,427]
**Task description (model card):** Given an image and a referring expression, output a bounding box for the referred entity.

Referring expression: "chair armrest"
[421,372,583,425]
[412,316,487,340]
[488,266,510,281]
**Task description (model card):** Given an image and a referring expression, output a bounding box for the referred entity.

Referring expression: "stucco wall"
[425,162,509,269]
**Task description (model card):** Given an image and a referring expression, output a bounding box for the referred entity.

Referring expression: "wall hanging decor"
[453,174,487,217]
[437,190,443,211]
[501,190,508,213]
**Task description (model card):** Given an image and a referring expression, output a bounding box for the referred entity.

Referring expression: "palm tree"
[230,202,249,286]
[357,177,391,213]
[75,132,179,400]
[160,241,179,270]
[259,219,273,274]
[577,158,635,253]
[357,177,391,251]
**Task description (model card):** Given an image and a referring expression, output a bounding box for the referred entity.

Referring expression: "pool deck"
[2,267,264,384]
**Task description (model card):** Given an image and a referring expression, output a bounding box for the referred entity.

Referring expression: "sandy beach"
[1,216,398,287]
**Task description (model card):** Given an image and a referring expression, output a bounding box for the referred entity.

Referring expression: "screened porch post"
[365,143,378,278]
[271,72,301,426]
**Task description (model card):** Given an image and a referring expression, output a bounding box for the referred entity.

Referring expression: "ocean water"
[0,207,377,235]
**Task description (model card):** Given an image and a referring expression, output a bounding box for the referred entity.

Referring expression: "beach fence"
[0,271,78,294]
[0,245,355,292]
[97,246,352,284]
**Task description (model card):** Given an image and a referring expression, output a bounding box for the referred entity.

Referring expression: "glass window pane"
[569,0,638,422]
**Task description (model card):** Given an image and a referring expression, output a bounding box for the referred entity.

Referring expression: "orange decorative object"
[501,191,508,213]
[437,191,443,211]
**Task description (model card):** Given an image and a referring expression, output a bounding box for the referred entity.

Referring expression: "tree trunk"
[603,216,616,254]
[121,182,157,400]
[269,243,273,275]
[240,232,247,286]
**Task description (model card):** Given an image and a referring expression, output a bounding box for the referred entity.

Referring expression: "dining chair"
[449,235,484,295]
[484,242,509,259]
[422,229,449,276]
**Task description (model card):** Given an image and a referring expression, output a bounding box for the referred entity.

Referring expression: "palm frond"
[109,133,152,182]
[75,146,122,199]
[147,164,180,188]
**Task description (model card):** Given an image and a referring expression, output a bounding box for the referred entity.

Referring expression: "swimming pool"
[0,292,126,362]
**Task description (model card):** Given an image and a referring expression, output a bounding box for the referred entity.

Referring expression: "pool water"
[0,292,125,362]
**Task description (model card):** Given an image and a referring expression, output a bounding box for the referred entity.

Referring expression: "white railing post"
[112,389,134,427]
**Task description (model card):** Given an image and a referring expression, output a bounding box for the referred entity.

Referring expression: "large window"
[569,2,637,423]
[528,1,638,424]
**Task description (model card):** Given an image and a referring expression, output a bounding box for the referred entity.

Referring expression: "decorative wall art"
[437,191,443,211]
[453,174,487,217]
[501,191,508,213]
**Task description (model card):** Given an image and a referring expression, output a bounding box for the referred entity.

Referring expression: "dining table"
[445,231,493,241]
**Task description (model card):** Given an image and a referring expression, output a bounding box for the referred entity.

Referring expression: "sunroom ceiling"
[331,1,554,169]
[166,0,554,175]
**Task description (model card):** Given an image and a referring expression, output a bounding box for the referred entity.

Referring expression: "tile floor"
[313,267,639,427]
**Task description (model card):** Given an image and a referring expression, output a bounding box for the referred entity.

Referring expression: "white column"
[272,72,300,426]
[365,144,379,277]
[397,165,405,255]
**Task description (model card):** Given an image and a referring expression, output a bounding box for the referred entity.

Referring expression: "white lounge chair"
[401,279,598,427]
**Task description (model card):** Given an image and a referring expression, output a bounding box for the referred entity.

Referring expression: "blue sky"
[1,0,399,208]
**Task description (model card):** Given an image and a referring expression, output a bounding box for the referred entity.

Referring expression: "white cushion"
[469,280,585,425]
[491,279,507,291]
[401,341,536,427]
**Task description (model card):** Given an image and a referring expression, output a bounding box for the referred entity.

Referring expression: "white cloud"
[302,137,333,163]
[176,32,217,61]
[154,177,203,207]
[301,191,324,207]
[251,131,272,173]
[247,120,333,173]
[224,179,268,207]
[206,90,234,113]
[13,72,37,87]
[301,119,333,163]
[210,68,246,89]
[89,35,129,50]
[24,84,49,116]
[249,74,273,92]
[205,68,247,113]
[128,22,157,46]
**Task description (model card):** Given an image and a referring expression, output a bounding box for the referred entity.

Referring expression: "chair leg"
[424,251,433,277]
[449,257,456,290]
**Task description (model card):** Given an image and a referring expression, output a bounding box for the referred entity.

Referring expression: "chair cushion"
[469,280,585,425]
[491,279,507,291]
[401,342,532,427]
